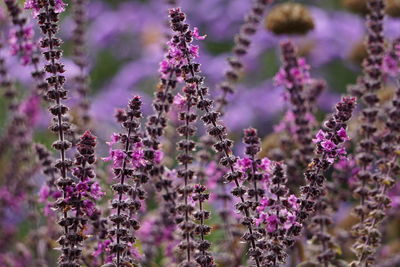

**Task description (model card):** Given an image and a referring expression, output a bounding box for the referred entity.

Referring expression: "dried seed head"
[265,3,314,35]
[342,0,369,15]
[386,0,400,17]
[343,0,398,16]
[348,41,368,65]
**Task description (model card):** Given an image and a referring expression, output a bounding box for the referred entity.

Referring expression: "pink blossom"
[313,130,326,143]
[173,93,186,108]
[76,181,90,194]
[19,95,40,127]
[235,157,252,172]
[382,53,399,77]
[131,149,145,168]
[189,45,199,58]
[38,185,50,202]
[321,140,336,151]
[273,69,291,88]
[54,0,66,13]
[24,0,41,16]
[193,27,206,40]
[169,45,184,59]
[336,147,347,158]
[255,213,267,226]
[102,149,125,168]
[288,194,299,210]
[82,199,96,216]
[90,182,105,199]
[266,214,278,233]
[8,26,34,65]
[159,59,170,77]
[154,150,164,164]
[93,240,111,257]
[337,127,350,141]
[259,157,271,171]
[106,133,120,146]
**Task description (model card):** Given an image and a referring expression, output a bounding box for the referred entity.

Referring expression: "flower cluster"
[105,96,147,266]
[297,96,356,241]
[256,162,300,266]
[168,7,263,267]
[25,1,74,265]
[56,131,102,265]
[352,1,386,264]
[275,41,315,166]
[168,9,215,266]
[352,38,400,266]
[174,77,200,266]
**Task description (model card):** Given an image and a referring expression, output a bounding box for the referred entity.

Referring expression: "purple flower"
[173,93,186,108]
[234,157,252,172]
[8,26,34,65]
[131,145,146,168]
[288,194,300,210]
[382,53,399,77]
[38,185,50,202]
[93,240,111,257]
[266,214,279,233]
[259,157,272,172]
[154,151,163,164]
[106,133,120,146]
[313,129,326,143]
[19,95,40,127]
[25,0,66,14]
[54,0,66,13]
[193,27,206,40]
[81,199,96,217]
[102,149,125,168]
[337,127,350,141]
[321,140,336,151]
[24,0,41,15]
[274,57,312,89]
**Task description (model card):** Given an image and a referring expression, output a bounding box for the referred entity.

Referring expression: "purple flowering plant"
[1,0,400,266]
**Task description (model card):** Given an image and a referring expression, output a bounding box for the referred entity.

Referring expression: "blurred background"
[3,0,400,146]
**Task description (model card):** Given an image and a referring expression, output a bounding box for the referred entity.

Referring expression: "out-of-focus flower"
[265,3,315,35]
